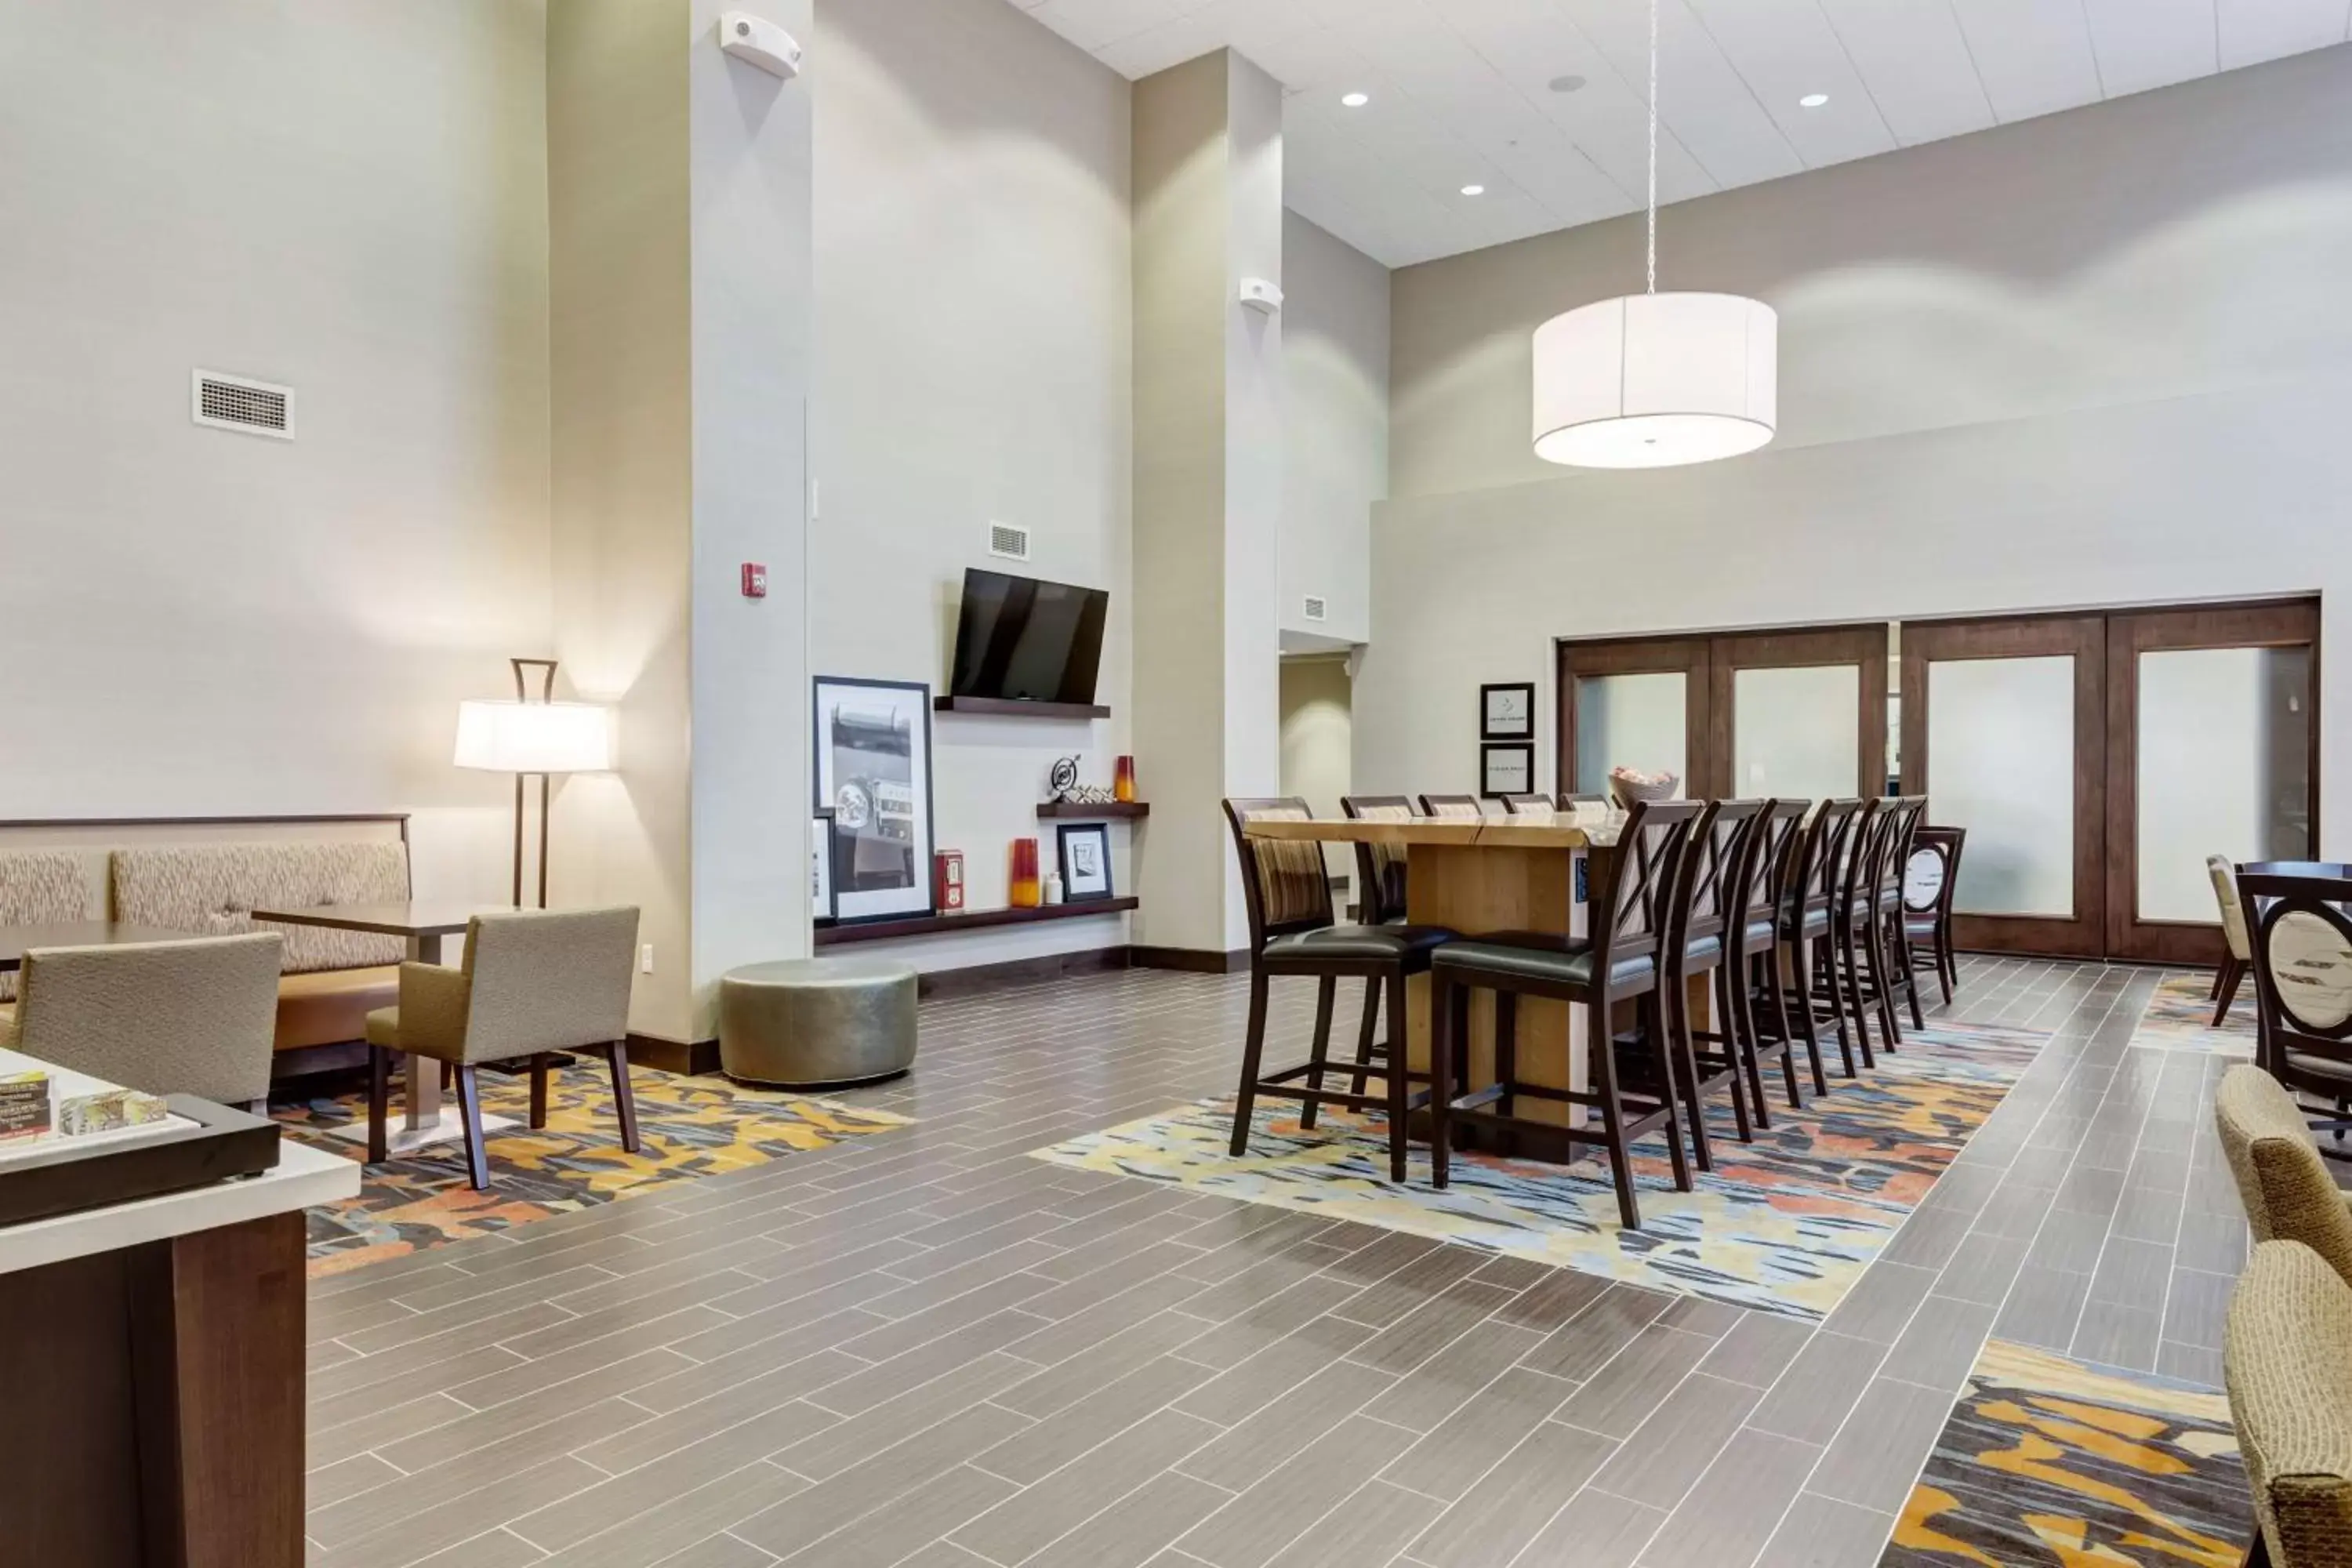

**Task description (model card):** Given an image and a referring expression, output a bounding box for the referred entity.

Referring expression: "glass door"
[1558,637,1710,800]
[2105,602,2319,963]
[1709,627,1889,802]
[1900,616,2107,956]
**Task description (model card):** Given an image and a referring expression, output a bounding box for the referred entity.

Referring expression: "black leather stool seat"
[1432,938,1654,990]
[1264,924,1454,971]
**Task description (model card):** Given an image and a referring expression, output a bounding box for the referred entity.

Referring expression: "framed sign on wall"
[1480,742,1534,799]
[1481,681,1535,740]
[812,676,937,924]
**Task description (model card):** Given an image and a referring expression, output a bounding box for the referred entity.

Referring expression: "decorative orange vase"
[1113,755,1137,804]
[1009,838,1041,908]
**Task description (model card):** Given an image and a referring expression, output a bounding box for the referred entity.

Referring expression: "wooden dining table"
[1243,812,1682,1142]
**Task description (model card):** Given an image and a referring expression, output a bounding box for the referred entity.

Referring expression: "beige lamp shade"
[1532,291,1777,469]
[453,699,614,774]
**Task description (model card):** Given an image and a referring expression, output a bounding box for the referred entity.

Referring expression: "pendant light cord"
[1646,0,1658,296]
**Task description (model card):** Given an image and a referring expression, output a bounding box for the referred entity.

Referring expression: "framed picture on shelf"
[810,808,837,927]
[1480,741,1534,800]
[1056,822,1114,902]
[813,676,937,924]
[1480,681,1535,740]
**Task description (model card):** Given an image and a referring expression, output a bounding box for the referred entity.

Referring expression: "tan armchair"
[2225,1239,2352,1567]
[364,906,641,1187]
[2209,855,2254,1025]
[2216,1064,2352,1288]
[7,933,283,1109]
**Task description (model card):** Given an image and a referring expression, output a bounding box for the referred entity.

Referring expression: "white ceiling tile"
[2083,0,2219,96]
[1000,0,2349,266]
[1947,0,2104,121]
[1817,0,1998,144]
[2216,0,2350,67]
[1686,0,1898,167]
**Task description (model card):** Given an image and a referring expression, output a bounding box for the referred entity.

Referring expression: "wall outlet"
[640,943,655,975]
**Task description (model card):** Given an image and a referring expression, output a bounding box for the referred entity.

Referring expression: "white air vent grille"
[1302,594,1328,622]
[988,522,1030,561]
[193,370,293,439]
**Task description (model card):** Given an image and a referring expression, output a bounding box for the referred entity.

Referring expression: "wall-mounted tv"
[948,568,1109,706]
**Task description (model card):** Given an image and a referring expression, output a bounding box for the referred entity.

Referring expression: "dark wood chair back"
[2241,869,2352,1080]
[1905,827,1965,918]
[1672,799,1764,957]
[1501,793,1555,816]
[1838,798,1889,914]
[1875,797,1929,905]
[1417,793,1483,820]
[1788,799,1863,934]
[1221,797,1337,953]
[1339,795,1414,925]
[1740,800,1809,946]
[1594,798,1706,985]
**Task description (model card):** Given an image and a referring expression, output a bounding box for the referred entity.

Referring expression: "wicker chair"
[2212,855,2255,1025]
[2225,1238,2352,1566]
[2217,1064,2352,1287]
[365,907,641,1187]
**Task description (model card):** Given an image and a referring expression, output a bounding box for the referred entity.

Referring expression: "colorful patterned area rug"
[2129,973,2257,1058]
[279,1062,911,1279]
[1884,1338,2252,1568]
[1031,1020,2047,1321]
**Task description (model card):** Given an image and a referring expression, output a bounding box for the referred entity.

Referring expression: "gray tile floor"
[302,955,2249,1568]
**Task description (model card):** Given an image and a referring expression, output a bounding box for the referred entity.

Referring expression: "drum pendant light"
[1531,0,1777,469]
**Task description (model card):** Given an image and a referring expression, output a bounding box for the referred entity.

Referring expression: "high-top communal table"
[1243,813,1678,1140]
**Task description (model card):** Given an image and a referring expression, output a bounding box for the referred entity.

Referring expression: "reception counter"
[0,1104,354,1566]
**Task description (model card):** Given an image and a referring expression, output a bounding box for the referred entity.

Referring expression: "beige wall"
[1280,213,1388,649]
[0,0,551,905]
[1278,656,1352,884]
[808,0,1133,973]
[1360,46,2352,855]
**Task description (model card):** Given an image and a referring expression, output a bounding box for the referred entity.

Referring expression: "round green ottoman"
[718,956,919,1088]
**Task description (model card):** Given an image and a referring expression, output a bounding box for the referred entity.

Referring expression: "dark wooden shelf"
[815,895,1138,946]
[934,695,1111,720]
[1036,801,1149,819]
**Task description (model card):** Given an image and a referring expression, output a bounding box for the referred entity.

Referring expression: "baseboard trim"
[915,946,1131,999]
[1130,946,1250,975]
[628,1033,720,1076]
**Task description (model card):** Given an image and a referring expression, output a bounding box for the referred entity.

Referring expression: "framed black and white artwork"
[1480,742,1534,800]
[813,676,937,924]
[1480,681,1535,741]
[810,808,837,926]
[1057,822,1114,902]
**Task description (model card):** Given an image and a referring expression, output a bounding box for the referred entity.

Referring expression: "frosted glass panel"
[2136,646,2311,922]
[1574,673,1686,797]
[1733,665,1860,800]
[1929,655,2075,917]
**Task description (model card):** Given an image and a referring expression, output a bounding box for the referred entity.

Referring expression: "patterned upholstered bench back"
[0,850,92,1001]
[111,843,408,975]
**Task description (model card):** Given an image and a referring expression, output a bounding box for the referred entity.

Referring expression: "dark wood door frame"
[1900,615,2109,958]
[1556,637,1712,801]
[1706,625,1889,802]
[2103,601,2321,964]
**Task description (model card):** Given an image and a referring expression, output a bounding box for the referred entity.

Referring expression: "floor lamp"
[454,659,615,908]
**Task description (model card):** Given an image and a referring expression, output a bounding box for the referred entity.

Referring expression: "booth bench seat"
[275,964,401,1052]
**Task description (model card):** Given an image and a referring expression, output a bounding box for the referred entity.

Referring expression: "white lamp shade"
[1532,291,1777,469]
[453,700,615,774]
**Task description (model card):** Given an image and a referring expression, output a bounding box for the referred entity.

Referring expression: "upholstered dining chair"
[1903,826,1966,1006]
[2216,1064,2352,1287]
[1417,793,1484,820]
[0,850,88,1021]
[8,932,281,1109]
[365,906,641,1188]
[2209,854,2255,1025]
[2225,1238,2352,1567]
[1221,800,1454,1182]
[1428,797,1705,1229]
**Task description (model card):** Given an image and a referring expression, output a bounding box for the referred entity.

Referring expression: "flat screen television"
[948,568,1109,706]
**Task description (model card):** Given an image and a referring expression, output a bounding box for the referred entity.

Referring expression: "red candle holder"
[1113,755,1137,804]
[1009,838,1041,908]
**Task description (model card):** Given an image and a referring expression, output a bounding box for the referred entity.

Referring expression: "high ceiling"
[1004,0,2352,267]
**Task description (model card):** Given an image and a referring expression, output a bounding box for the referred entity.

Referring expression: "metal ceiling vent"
[987,521,1030,562]
[1303,594,1329,622]
[192,369,294,440]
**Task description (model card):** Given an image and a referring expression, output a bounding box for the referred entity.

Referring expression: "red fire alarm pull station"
[742,563,768,598]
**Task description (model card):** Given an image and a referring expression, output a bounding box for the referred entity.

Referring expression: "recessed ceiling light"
[1461,184,1486,197]
[1341,91,1370,107]
[1798,93,1829,108]
[1548,74,1588,93]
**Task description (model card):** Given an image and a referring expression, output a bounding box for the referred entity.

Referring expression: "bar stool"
[1786,799,1866,1077]
[1828,798,1894,1065]
[1729,798,1818,1108]
[1340,794,1417,1105]
[1221,798,1455,1181]
[1417,793,1483,819]
[1428,798,1704,1230]
[1871,797,1930,1036]
[1656,799,1766,1168]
